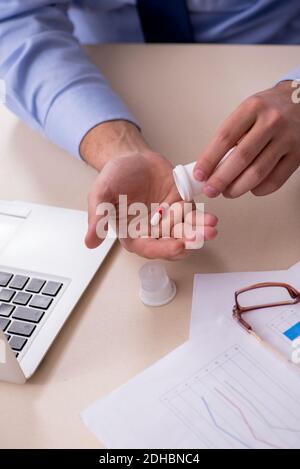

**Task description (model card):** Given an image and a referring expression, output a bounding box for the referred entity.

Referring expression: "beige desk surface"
[0,45,300,448]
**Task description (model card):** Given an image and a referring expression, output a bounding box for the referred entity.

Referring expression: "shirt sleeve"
[279,67,300,82]
[0,1,139,159]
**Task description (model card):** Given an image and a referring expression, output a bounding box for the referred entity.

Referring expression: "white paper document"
[82,263,300,448]
[81,318,300,448]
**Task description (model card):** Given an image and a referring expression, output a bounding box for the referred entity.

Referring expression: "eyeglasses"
[233,282,300,368]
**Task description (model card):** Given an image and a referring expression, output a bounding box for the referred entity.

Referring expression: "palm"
[86,152,218,260]
[98,152,179,208]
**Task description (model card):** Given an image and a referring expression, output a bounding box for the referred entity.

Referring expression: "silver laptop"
[0,200,115,383]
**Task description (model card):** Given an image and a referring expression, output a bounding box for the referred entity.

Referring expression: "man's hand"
[193,80,300,198]
[81,121,218,260]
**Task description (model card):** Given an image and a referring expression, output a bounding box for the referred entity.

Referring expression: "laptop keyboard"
[0,270,65,358]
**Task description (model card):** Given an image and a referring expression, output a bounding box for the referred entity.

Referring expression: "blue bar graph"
[284,321,300,341]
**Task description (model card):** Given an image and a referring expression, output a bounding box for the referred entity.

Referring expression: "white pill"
[150,210,161,226]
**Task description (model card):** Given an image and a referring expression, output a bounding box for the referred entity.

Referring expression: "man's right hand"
[80,120,218,260]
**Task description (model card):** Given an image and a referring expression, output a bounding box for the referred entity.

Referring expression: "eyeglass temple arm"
[232,309,253,332]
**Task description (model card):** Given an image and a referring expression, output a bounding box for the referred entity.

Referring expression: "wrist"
[80,120,150,171]
[275,79,293,93]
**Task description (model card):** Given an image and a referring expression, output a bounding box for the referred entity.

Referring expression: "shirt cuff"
[44,80,140,159]
[277,66,300,84]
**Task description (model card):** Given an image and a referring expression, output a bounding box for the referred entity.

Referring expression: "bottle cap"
[173,162,205,201]
[139,261,177,307]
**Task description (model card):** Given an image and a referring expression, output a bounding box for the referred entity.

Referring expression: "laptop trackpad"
[0,214,24,253]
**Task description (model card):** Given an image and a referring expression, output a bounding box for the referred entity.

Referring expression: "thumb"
[85,179,115,249]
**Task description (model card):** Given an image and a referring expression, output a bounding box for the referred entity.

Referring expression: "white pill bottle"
[173,147,235,201]
[173,162,204,201]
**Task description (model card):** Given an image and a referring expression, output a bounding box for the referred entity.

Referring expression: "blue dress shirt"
[1,0,300,159]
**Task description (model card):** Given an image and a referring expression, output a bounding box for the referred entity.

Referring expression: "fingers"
[193,99,257,182]
[85,218,102,249]
[201,118,274,197]
[171,222,217,246]
[204,212,219,227]
[123,225,218,261]
[180,210,218,244]
[159,203,218,230]
[223,138,287,198]
[251,154,299,196]
[123,237,186,260]
[204,225,218,241]
[85,179,115,249]
[159,201,192,235]
[158,204,218,243]
[122,209,219,260]
[85,189,102,249]
[187,211,218,227]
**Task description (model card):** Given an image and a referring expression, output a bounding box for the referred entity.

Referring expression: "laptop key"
[29,295,52,310]
[42,281,63,297]
[0,272,13,287]
[13,292,32,306]
[7,320,35,337]
[0,317,10,331]
[0,304,15,317]
[25,278,46,294]
[12,306,44,324]
[4,333,10,342]
[9,335,27,352]
[0,288,15,302]
[9,275,29,290]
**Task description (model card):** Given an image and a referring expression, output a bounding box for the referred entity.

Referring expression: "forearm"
[0,1,138,158]
[80,120,150,171]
